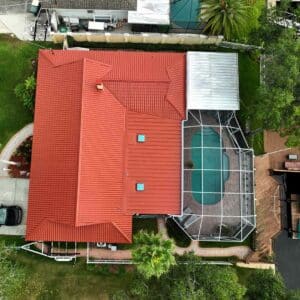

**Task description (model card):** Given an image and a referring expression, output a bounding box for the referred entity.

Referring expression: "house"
[26,49,255,252]
[26,50,185,243]
[40,0,170,34]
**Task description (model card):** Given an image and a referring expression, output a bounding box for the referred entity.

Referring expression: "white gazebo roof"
[186,52,240,111]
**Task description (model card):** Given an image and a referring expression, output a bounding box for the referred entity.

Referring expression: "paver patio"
[251,131,300,261]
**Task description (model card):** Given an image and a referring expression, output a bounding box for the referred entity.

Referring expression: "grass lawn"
[199,233,253,249]
[1,236,133,300]
[0,235,261,299]
[0,35,59,151]
[238,53,264,155]
[0,35,37,150]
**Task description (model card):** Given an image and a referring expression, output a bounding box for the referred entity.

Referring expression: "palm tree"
[200,0,250,40]
[132,231,176,279]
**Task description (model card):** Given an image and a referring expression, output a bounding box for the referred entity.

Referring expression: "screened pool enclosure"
[175,110,255,242]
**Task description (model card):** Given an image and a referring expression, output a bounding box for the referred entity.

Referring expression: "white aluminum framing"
[21,241,78,262]
[176,110,255,242]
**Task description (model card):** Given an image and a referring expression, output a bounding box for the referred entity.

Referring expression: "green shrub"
[14,74,36,112]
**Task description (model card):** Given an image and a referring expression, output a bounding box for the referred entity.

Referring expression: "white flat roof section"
[187,52,240,111]
[128,0,170,25]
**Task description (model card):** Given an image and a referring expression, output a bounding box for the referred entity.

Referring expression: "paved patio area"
[252,131,300,261]
[33,217,252,261]
[0,178,29,235]
[0,13,35,40]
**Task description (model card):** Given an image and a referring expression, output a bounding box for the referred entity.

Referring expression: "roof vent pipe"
[96,83,104,91]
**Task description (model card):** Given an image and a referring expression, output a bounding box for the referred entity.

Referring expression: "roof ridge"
[75,58,111,226]
[102,79,171,83]
[74,58,127,226]
[75,58,85,227]
[165,62,186,119]
[112,221,131,243]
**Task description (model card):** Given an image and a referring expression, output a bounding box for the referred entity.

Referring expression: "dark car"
[0,205,22,226]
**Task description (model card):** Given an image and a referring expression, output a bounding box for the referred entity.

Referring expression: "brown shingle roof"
[42,0,137,10]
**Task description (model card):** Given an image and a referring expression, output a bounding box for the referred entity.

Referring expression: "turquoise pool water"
[191,127,230,205]
[171,0,200,30]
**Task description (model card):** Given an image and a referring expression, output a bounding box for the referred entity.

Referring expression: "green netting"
[171,0,201,29]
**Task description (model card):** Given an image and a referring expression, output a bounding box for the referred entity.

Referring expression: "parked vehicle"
[0,205,22,226]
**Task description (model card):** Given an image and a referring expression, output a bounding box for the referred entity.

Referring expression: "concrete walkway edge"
[0,123,33,176]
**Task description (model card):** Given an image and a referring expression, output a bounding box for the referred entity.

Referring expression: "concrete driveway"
[0,178,29,235]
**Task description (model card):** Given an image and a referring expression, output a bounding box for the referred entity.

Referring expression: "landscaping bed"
[8,136,32,178]
[166,218,191,247]
[238,53,264,155]
[133,217,158,234]
[118,217,158,250]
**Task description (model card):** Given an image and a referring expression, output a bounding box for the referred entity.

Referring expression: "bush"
[14,75,36,112]
[247,269,286,300]
[132,231,176,279]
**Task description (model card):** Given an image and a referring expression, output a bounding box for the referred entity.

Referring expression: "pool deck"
[184,128,243,236]
[182,112,253,238]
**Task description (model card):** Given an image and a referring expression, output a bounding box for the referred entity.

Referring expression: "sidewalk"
[0,13,34,40]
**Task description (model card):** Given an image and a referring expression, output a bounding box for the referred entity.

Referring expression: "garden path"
[35,218,252,261]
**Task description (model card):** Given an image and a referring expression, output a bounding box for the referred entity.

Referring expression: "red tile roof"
[26,50,185,243]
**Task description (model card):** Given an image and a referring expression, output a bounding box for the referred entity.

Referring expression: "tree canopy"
[246,269,286,300]
[200,0,249,40]
[117,254,246,300]
[200,0,264,41]
[132,231,176,279]
[248,3,300,146]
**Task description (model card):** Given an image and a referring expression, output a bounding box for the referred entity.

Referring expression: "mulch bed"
[8,136,32,178]
[8,155,30,178]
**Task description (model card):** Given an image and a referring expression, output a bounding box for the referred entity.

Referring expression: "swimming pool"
[191,127,229,205]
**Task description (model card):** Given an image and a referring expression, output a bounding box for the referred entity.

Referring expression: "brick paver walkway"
[34,217,252,261]
[157,218,252,260]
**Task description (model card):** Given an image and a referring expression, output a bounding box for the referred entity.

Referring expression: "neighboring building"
[25,50,255,257]
[41,0,170,34]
